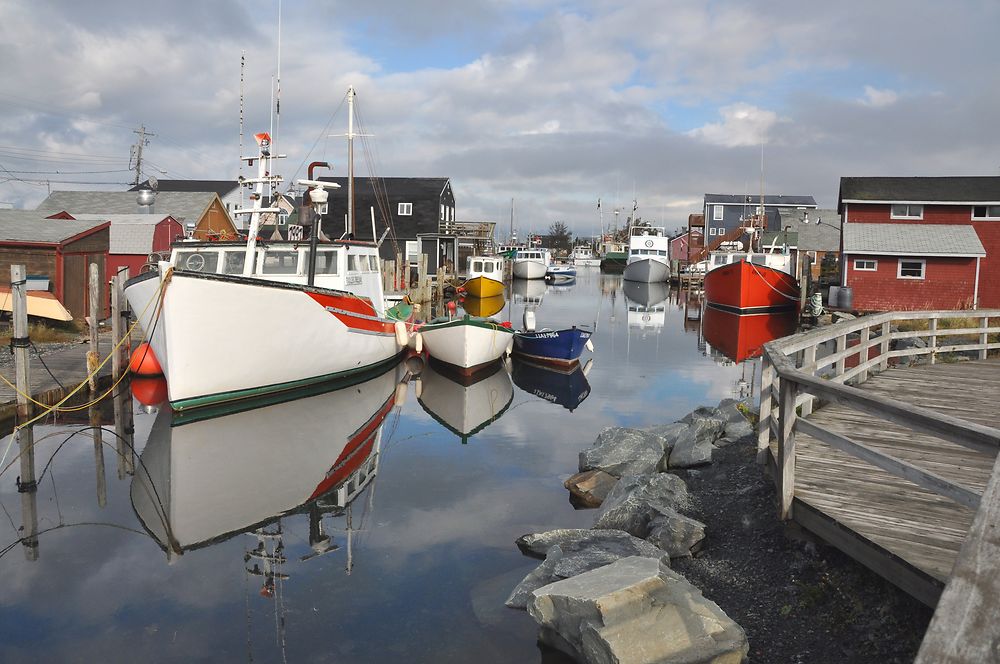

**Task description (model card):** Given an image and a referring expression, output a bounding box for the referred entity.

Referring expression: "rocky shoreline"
[507,400,932,663]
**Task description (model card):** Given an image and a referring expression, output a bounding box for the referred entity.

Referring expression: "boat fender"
[394,321,408,347]
[414,377,423,399]
[523,309,536,332]
[129,342,163,376]
[582,358,594,377]
[585,339,594,353]
[414,332,423,354]
[394,381,407,407]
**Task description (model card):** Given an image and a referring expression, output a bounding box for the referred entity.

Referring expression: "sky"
[0,0,998,237]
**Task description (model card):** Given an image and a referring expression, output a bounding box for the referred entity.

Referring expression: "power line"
[0,168,132,175]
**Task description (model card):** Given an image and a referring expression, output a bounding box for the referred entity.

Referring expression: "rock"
[679,406,723,425]
[528,556,749,664]
[564,469,619,508]
[641,422,688,453]
[593,473,689,538]
[895,335,928,350]
[579,427,667,477]
[668,420,720,468]
[647,512,706,558]
[516,528,664,560]
[506,545,566,609]
[723,417,754,440]
[832,311,856,322]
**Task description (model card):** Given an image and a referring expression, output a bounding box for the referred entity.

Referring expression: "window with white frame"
[972,205,1000,219]
[398,202,413,216]
[890,204,923,219]
[898,259,926,279]
[405,240,420,263]
[440,204,445,220]
[853,259,877,271]
[713,205,723,221]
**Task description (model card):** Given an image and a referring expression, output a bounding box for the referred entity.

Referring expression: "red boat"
[703,254,800,313]
[702,306,799,363]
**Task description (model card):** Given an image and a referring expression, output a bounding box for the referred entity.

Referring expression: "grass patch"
[0,321,82,346]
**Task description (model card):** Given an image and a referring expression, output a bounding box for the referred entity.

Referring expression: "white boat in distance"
[572,245,601,267]
[623,225,670,283]
[513,248,551,279]
[124,89,407,411]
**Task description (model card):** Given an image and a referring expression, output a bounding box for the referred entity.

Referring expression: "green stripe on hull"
[169,351,406,423]
[422,316,515,333]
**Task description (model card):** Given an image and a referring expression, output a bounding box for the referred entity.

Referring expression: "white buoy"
[394,381,407,407]
[394,321,408,347]
[585,338,594,352]
[523,309,536,332]
[582,358,593,377]
[414,332,423,353]
[414,377,423,399]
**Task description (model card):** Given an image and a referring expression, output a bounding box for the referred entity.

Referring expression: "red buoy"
[131,376,168,406]
[129,342,163,376]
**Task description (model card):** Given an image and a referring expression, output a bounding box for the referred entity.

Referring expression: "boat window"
[749,254,767,265]
[484,261,494,272]
[261,250,300,275]
[177,250,219,273]
[222,251,246,274]
[348,255,361,272]
[472,260,483,272]
[659,250,668,256]
[313,250,339,274]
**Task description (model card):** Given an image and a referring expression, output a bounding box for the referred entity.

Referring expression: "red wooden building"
[54,213,185,277]
[838,177,1000,311]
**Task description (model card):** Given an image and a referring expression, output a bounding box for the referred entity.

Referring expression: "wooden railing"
[758,309,1000,662]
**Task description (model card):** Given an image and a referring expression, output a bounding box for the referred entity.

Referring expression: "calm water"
[0,270,786,663]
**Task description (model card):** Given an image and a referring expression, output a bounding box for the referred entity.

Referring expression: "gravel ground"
[0,339,87,372]
[670,437,932,664]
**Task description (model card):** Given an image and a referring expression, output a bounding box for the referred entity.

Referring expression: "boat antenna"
[239,50,245,212]
[274,0,281,162]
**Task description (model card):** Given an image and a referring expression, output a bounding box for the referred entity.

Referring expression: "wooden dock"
[770,359,998,603]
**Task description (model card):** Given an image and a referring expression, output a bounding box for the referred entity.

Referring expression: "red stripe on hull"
[704,261,799,311]
[306,291,396,334]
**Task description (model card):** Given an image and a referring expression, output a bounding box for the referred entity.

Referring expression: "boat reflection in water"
[511,277,547,306]
[702,305,799,364]
[417,358,513,443]
[131,360,410,557]
[511,357,592,412]
[461,294,505,318]
[623,281,670,332]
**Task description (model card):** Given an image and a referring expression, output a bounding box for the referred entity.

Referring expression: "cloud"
[687,103,783,148]
[859,85,898,107]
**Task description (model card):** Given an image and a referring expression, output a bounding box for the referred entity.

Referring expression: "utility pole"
[130,124,156,187]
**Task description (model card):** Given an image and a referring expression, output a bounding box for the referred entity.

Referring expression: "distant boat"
[572,245,601,267]
[623,225,670,283]
[511,357,592,412]
[0,286,73,322]
[513,248,551,279]
[417,358,514,443]
[513,326,593,367]
[702,306,798,363]
[546,264,577,280]
[419,315,514,373]
[462,294,505,318]
[462,255,504,298]
[600,243,628,271]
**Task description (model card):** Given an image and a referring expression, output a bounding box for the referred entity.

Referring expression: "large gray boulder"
[564,469,619,508]
[668,419,721,468]
[592,473,689,538]
[642,422,688,454]
[528,556,749,664]
[647,511,706,558]
[516,528,663,560]
[579,427,667,477]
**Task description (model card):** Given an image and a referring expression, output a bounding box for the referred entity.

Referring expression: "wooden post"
[778,377,798,520]
[90,401,107,508]
[436,267,444,302]
[835,334,847,378]
[929,318,938,365]
[757,355,774,464]
[87,263,100,392]
[11,266,39,560]
[799,252,808,314]
[979,315,989,360]
[856,325,871,384]
[395,251,403,290]
[418,254,428,303]
[801,345,816,416]
[110,268,133,479]
[879,321,890,371]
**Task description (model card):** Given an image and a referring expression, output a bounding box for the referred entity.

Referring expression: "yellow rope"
[3,271,169,430]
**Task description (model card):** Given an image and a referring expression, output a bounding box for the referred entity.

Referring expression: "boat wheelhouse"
[572,245,601,267]
[512,248,551,280]
[463,255,504,298]
[623,226,670,283]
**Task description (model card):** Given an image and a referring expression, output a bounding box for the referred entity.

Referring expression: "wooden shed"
[0,211,109,319]
[52,213,185,278]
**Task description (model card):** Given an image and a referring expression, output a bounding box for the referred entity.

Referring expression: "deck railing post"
[778,376,797,520]
[757,354,774,464]
[929,318,938,364]
[858,325,871,384]
[835,334,847,378]
[979,315,989,360]
[801,345,816,416]
[879,321,890,371]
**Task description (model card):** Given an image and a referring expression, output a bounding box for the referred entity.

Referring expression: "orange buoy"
[129,342,163,376]
[131,376,168,406]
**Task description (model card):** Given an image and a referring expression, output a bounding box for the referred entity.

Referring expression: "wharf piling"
[11,265,39,560]
[87,263,100,392]
[110,268,134,478]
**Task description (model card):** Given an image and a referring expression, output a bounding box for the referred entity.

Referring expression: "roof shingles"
[843,223,985,257]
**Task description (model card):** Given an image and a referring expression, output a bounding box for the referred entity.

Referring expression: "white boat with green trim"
[418,315,515,373]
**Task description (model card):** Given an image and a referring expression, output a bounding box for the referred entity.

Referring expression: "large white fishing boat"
[124,89,408,411]
[512,248,551,279]
[623,225,670,283]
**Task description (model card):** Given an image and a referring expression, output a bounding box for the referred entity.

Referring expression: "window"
[398,202,413,216]
[405,240,420,263]
[440,204,445,220]
[853,259,877,271]
[972,205,1000,219]
[177,250,219,273]
[713,205,723,221]
[483,261,494,272]
[313,250,340,274]
[222,251,246,274]
[890,204,923,219]
[472,260,483,272]
[898,259,926,279]
[261,250,300,275]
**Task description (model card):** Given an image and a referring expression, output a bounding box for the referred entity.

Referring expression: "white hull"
[513,260,547,279]
[420,319,514,370]
[573,258,601,267]
[131,362,402,552]
[623,257,670,283]
[124,271,403,409]
[417,361,513,440]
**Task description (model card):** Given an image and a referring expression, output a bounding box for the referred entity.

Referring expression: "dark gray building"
[702,194,817,242]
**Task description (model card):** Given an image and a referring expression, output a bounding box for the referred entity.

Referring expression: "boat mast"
[347,85,356,237]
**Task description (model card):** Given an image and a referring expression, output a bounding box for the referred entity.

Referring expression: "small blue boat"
[511,357,592,411]
[546,264,577,280]
[513,326,592,366]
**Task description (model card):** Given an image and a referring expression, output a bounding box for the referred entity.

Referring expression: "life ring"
[185,253,206,271]
[644,240,653,248]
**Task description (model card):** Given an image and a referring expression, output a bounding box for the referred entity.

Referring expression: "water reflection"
[624,281,669,333]
[131,361,408,555]
[462,294,505,318]
[511,357,592,412]
[702,306,799,365]
[511,277,546,305]
[416,358,514,443]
